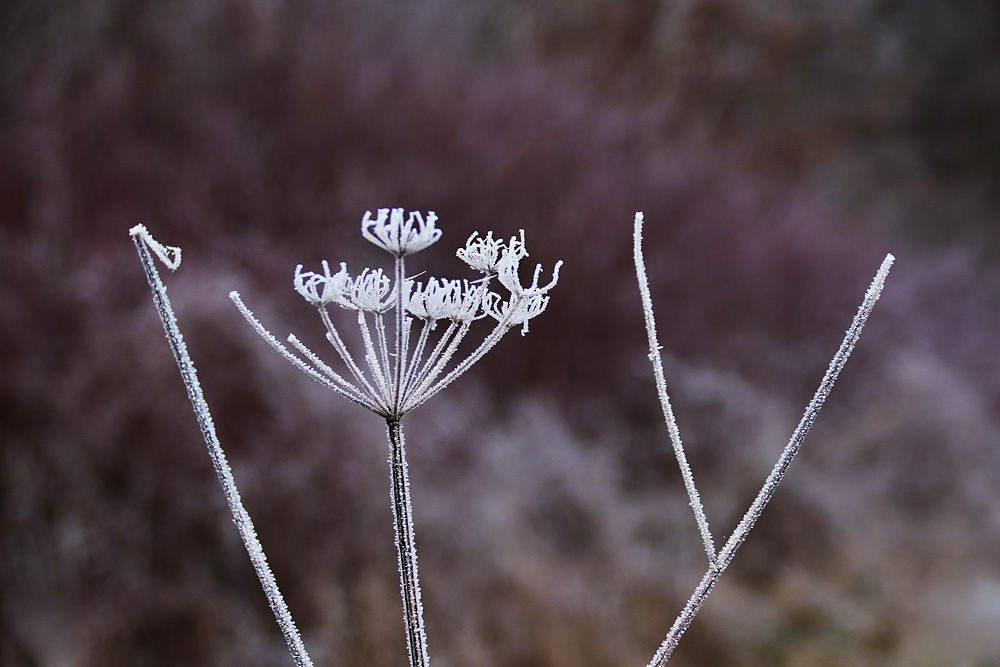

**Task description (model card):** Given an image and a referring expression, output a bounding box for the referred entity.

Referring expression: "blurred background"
[3,0,1000,665]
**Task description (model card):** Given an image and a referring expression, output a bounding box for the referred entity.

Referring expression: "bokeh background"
[3,1,1000,665]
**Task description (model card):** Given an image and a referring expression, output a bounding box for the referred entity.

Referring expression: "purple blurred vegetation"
[3,1,1000,665]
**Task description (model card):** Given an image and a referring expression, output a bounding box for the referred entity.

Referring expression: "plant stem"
[645,252,895,667]
[386,419,430,667]
[393,256,406,414]
[648,566,721,666]
[634,213,716,563]
[130,226,314,667]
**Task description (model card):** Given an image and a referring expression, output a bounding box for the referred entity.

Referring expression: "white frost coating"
[230,291,377,413]
[638,206,894,667]
[130,224,181,269]
[129,226,314,667]
[362,208,442,256]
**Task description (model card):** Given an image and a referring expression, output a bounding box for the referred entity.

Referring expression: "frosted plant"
[131,210,561,667]
[633,212,893,664]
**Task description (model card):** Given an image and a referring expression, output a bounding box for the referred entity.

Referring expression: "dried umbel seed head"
[346,268,393,313]
[486,238,562,335]
[239,208,562,418]
[294,260,352,307]
[362,208,442,256]
[406,278,491,326]
[457,230,507,274]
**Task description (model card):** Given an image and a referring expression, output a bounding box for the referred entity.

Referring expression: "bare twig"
[635,212,894,666]
[130,225,314,667]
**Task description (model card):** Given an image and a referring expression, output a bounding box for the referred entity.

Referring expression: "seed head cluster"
[233,208,562,419]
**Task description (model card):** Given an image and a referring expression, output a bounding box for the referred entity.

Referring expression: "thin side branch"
[130,225,314,667]
[643,231,894,666]
[717,252,895,570]
[634,213,716,563]
[358,310,392,401]
[393,256,407,415]
[230,290,374,412]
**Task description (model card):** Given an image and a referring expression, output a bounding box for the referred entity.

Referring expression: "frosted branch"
[387,420,431,667]
[639,209,894,666]
[130,225,314,667]
[634,213,717,563]
[230,291,377,413]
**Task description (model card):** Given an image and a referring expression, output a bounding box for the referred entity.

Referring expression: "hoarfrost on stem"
[130,225,314,667]
[634,211,894,665]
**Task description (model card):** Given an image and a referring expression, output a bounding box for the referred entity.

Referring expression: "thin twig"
[641,220,894,665]
[130,225,314,667]
[634,213,716,563]
[358,310,392,401]
[231,290,373,412]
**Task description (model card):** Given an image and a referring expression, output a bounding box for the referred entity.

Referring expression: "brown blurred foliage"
[2,0,1000,665]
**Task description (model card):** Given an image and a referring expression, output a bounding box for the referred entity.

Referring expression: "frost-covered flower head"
[362,208,442,256]
[406,278,489,326]
[232,209,561,419]
[457,230,511,274]
[294,260,351,307]
[347,268,392,313]
[487,234,562,335]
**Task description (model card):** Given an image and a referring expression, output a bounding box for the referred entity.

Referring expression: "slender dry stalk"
[634,212,893,665]
[130,225,315,667]
[387,419,429,667]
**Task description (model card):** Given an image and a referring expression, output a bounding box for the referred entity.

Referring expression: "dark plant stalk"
[386,419,430,667]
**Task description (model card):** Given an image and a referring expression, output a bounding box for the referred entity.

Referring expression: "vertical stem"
[386,419,430,667]
[393,256,406,414]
